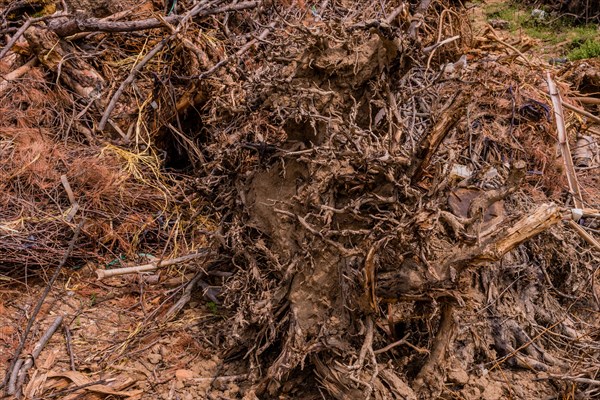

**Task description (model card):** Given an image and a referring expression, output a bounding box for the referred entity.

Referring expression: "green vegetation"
[484,2,599,58]
[206,301,219,315]
[568,39,600,60]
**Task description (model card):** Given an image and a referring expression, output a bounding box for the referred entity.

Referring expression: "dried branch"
[547,73,584,209]
[47,1,260,36]
[410,93,468,183]
[95,250,212,279]
[12,316,64,396]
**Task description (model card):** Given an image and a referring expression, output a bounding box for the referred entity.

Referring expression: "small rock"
[176,369,194,381]
[489,19,509,30]
[147,353,162,364]
[482,381,504,400]
[447,367,469,385]
[461,386,481,399]
[531,9,547,21]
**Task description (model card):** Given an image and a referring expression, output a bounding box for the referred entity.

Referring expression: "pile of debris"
[1,0,600,398]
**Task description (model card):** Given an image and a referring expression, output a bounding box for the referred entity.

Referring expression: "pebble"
[148,353,162,364]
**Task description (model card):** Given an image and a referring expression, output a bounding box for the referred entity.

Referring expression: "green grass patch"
[484,2,599,55]
[568,39,600,60]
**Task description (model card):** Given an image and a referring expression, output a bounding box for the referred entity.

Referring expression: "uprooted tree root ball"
[1,0,600,398]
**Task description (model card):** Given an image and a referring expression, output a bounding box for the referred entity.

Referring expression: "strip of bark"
[547,74,584,209]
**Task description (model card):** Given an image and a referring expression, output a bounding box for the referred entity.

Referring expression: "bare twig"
[423,35,460,53]
[64,325,76,371]
[99,0,260,131]
[96,249,211,279]
[189,22,276,80]
[572,96,600,105]
[351,317,375,370]
[568,220,600,252]
[162,272,218,322]
[374,339,407,355]
[193,374,249,383]
[408,0,432,40]
[486,26,533,66]
[98,38,169,131]
[0,18,34,60]
[562,101,600,125]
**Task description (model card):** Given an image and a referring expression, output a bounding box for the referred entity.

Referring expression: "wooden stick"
[572,96,600,105]
[562,101,600,125]
[96,250,211,279]
[547,73,584,209]
[0,18,34,60]
[64,325,76,371]
[568,220,600,252]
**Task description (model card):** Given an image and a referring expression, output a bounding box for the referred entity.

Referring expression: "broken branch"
[95,250,211,279]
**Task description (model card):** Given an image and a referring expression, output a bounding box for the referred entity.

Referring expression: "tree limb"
[47,1,260,37]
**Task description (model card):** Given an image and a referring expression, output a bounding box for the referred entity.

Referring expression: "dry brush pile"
[2,0,600,398]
